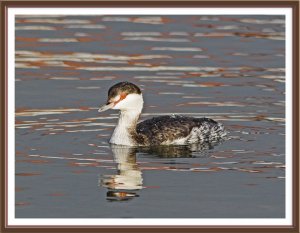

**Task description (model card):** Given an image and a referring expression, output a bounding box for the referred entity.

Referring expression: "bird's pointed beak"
[98,102,114,112]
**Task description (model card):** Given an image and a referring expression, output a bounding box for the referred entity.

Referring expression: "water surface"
[15,15,285,218]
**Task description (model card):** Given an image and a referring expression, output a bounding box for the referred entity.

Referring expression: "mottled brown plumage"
[134,115,224,146]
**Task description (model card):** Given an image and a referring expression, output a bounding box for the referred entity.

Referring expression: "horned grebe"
[98,82,227,146]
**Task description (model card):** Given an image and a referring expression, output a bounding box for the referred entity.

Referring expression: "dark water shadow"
[138,141,223,158]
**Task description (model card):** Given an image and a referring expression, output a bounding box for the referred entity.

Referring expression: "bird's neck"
[109,109,142,146]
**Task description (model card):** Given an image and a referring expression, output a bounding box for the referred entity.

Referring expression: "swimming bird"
[98,81,227,146]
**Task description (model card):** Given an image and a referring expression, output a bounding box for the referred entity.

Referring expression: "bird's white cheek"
[113,98,131,110]
[113,94,143,110]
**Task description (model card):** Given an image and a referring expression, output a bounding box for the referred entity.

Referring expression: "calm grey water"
[15,15,285,218]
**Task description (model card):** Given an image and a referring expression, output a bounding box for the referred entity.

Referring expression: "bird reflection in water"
[100,141,223,201]
[101,145,142,202]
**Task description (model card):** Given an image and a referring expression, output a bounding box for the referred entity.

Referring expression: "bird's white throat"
[109,94,143,146]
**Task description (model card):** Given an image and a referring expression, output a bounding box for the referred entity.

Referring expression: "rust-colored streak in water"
[16,37,39,42]
[16,202,31,206]
[16,187,27,192]
[21,159,50,164]
[48,192,66,197]
[16,172,42,176]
